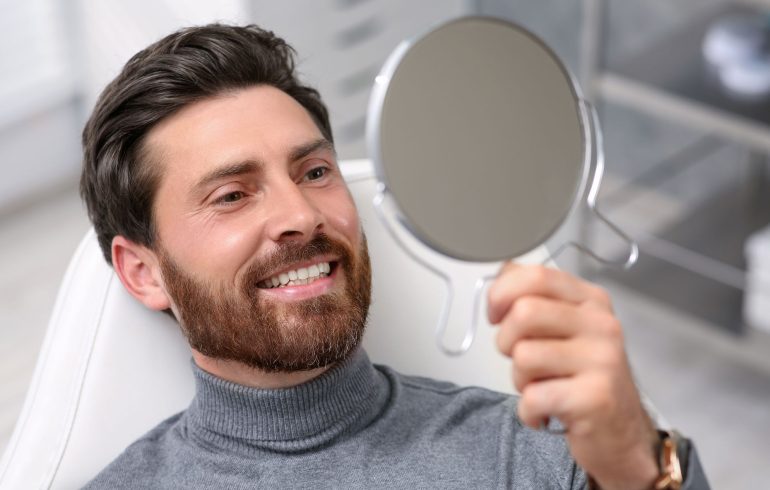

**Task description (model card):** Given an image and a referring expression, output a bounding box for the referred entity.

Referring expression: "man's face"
[144,85,371,372]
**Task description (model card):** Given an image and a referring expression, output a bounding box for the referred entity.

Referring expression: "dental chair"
[0,159,550,488]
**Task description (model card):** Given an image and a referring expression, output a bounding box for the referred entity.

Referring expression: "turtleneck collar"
[183,348,391,454]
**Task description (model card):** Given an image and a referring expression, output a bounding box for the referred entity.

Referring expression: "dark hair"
[80,24,333,265]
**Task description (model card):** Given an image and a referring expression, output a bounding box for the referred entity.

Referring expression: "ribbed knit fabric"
[85,348,582,488]
[185,347,390,453]
[85,348,708,489]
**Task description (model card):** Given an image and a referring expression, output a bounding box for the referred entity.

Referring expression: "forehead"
[144,85,326,183]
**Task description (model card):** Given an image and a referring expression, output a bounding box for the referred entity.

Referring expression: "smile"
[258,261,333,289]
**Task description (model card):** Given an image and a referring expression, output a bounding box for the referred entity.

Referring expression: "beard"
[158,232,371,373]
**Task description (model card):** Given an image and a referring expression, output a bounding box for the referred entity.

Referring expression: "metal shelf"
[594,3,770,153]
[600,178,770,332]
[582,0,770,331]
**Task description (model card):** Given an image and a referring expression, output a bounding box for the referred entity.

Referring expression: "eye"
[305,166,328,182]
[215,191,244,205]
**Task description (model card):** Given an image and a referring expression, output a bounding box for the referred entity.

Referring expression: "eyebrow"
[193,160,262,195]
[288,137,336,162]
[193,138,335,195]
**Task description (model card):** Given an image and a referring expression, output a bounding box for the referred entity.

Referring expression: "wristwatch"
[653,429,688,490]
[586,429,690,490]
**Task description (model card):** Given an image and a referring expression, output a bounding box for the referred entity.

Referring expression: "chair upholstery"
[0,159,548,488]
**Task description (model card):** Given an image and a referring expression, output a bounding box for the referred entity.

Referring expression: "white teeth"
[260,261,331,289]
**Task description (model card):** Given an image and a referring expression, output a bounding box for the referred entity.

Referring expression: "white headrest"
[0,159,547,488]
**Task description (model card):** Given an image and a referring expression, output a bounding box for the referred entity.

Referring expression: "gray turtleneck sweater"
[85,349,708,489]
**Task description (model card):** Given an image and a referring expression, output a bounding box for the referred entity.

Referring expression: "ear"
[111,235,171,311]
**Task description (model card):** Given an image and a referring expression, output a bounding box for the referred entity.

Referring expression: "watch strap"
[654,429,689,490]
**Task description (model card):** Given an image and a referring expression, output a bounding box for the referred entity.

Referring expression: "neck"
[191,350,331,389]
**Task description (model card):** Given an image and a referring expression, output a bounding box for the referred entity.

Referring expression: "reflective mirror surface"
[370,17,586,262]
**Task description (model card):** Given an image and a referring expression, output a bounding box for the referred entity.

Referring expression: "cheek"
[160,212,261,278]
[323,189,361,241]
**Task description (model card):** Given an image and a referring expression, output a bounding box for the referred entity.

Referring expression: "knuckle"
[590,375,616,412]
[520,385,541,413]
[512,297,539,324]
[495,330,510,355]
[568,419,594,438]
[595,342,622,369]
[596,313,622,338]
[487,284,508,319]
[526,265,550,289]
[502,260,518,274]
[591,285,612,306]
[487,281,502,305]
[486,286,501,313]
[512,341,533,366]
[597,385,617,415]
[512,368,526,393]
[516,397,535,427]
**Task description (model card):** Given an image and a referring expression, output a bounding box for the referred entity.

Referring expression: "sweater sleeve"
[681,442,711,490]
[581,439,711,490]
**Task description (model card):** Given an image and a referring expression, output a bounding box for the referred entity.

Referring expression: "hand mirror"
[366,17,637,356]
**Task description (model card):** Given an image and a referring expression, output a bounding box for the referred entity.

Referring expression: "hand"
[487,263,659,490]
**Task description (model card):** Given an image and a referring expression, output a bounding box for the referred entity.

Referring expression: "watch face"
[655,430,685,489]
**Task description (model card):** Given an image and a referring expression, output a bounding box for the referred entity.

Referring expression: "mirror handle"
[373,188,485,356]
[545,101,639,269]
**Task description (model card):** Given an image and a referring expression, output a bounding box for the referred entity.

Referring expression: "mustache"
[242,233,351,290]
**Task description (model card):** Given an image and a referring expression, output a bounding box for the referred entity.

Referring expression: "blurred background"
[1,0,769,487]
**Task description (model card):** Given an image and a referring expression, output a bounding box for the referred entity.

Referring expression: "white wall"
[76,0,250,112]
[0,0,79,210]
[0,0,251,212]
[78,0,473,159]
[249,0,471,159]
[0,1,474,211]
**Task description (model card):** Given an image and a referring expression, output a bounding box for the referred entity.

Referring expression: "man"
[80,24,707,489]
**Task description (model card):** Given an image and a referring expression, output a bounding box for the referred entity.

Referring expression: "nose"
[264,178,324,243]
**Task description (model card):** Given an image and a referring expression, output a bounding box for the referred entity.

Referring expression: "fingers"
[495,297,579,354]
[488,263,657,486]
[487,263,612,325]
[511,339,581,392]
[510,336,622,388]
[517,372,617,436]
[516,377,573,430]
[495,296,622,357]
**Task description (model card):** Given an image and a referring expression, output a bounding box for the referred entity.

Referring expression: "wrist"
[588,425,659,490]
[588,429,689,490]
